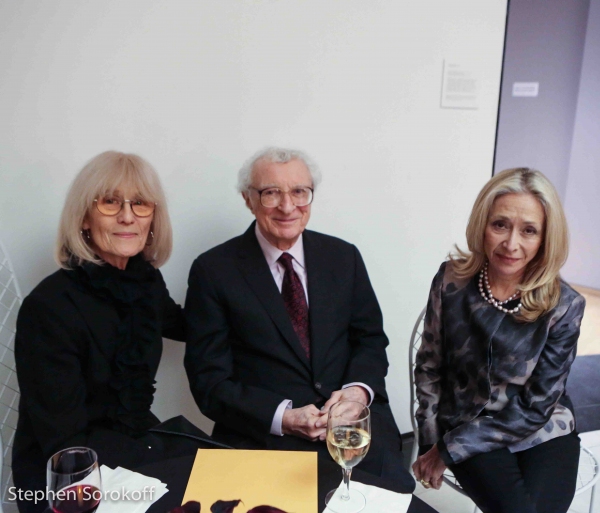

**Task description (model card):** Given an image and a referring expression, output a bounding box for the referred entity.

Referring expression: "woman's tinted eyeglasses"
[94,197,156,217]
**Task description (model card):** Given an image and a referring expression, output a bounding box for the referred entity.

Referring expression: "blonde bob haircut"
[56,151,173,269]
[450,167,569,322]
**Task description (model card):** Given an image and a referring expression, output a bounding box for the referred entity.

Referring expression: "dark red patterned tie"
[278,252,310,359]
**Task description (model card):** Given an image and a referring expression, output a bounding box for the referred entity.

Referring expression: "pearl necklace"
[478,263,522,314]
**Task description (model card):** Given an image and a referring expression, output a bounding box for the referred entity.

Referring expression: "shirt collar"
[254,223,305,270]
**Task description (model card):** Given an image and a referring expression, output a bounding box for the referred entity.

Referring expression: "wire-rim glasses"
[94,197,156,217]
[250,186,314,208]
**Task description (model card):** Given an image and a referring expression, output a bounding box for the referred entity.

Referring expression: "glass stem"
[341,467,352,501]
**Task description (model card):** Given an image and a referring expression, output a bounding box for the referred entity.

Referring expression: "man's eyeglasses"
[250,187,314,208]
[94,197,156,217]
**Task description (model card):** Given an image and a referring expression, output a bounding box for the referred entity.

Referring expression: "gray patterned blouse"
[415,261,585,466]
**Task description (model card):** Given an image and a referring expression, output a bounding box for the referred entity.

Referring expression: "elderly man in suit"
[184,147,414,489]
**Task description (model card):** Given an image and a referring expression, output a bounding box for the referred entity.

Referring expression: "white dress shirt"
[254,225,374,436]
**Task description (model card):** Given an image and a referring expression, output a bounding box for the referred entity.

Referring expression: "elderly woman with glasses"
[412,168,585,513]
[13,151,210,512]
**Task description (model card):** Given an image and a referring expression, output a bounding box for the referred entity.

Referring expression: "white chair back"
[408,305,482,513]
[578,445,600,513]
[408,306,426,469]
[0,239,23,513]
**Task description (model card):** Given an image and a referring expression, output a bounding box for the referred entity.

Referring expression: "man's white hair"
[237,146,322,193]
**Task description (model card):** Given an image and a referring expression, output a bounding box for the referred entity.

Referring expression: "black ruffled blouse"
[71,254,167,436]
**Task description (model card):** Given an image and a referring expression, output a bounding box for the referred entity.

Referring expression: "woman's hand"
[412,445,447,490]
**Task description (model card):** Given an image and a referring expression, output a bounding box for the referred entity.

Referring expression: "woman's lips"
[113,232,137,238]
[496,254,519,263]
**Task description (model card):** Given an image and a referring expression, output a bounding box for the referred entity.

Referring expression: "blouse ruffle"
[69,254,161,436]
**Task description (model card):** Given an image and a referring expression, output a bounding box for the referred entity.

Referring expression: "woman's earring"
[80,229,91,241]
[145,231,154,246]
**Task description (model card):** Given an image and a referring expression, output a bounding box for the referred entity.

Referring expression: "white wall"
[562,0,600,290]
[0,1,507,434]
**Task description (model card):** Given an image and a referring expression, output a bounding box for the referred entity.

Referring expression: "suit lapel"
[303,230,339,376]
[236,223,311,371]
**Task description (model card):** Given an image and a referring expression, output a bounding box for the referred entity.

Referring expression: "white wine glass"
[325,401,371,513]
[47,447,102,513]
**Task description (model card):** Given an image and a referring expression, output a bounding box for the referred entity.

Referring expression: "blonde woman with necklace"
[413,168,585,513]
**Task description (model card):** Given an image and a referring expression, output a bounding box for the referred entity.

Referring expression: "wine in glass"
[325,400,371,513]
[47,447,102,513]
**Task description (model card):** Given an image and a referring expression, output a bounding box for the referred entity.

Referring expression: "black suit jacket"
[184,223,391,447]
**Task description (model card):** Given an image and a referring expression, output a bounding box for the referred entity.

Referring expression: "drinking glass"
[325,401,371,513]
[47,447,102,513]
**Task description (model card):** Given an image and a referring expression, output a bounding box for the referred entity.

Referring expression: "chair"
[409,306,600,513]
[0,238,23,513]
[408,306,480,513]
[578,446,600,513]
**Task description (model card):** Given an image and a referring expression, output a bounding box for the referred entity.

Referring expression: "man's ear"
[242,192,254,213]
